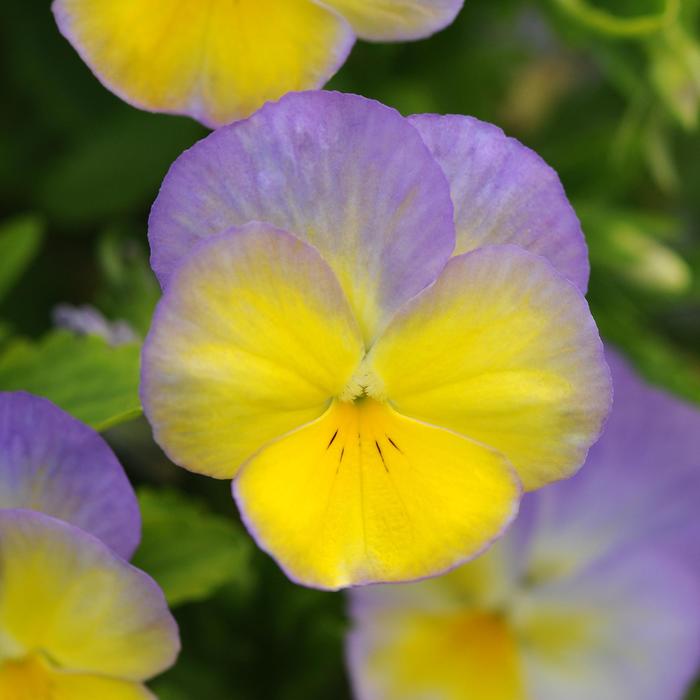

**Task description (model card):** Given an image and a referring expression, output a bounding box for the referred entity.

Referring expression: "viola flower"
[141,91,612,590]
[51,0,464,128]
[347,351,700,700]
[0,393,180,699]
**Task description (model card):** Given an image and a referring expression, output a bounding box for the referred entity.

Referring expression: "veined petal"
[0,656,155,700]
[368,245,611,491]
[149,91,455,343]
[234,398,520,590]
[410,114,589,291]
[52,0,355,127]
[517,550,700,700]
[347,605,525,700]
[320,0,464,41]
[0,510,179,682]
[141,223,365,479]
[0,392,140,559]
[521,348,700,584]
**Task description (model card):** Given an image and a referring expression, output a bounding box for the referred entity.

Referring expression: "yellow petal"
[52,0,354,126]
[0,656,154,700]
[141,224,365,479]
[0,511,178,682]
[235,398,520,589]
[349,607,525,700]
[368,246,611,490]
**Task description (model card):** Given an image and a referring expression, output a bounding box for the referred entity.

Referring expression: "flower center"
[338,356,385,403]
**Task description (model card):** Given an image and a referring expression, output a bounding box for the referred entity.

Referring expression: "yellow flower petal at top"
[368,246,611,491]
[0,655,154,700]
[52,0,355,127]
[322,0,464,41]
[235,398,520,590]
[141,223,365,479]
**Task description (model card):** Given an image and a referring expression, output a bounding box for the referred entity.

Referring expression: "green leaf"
[133,489,254,607]
[0,215,44,303]
[0,330,141,430]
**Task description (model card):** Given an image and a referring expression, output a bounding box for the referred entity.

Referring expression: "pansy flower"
[0,392,179,699]
[51,0,464,127]
[347,350,700,700]
[141,91,612,590]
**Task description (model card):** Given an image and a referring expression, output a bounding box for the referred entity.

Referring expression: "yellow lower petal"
[235,398,520,589]
[0,655,153,700]
[53,0,354,126]
[352,609,525,700]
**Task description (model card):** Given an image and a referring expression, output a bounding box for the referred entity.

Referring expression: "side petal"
[0,392,140,560]
[521,347,700,584]
[141,223,365,479]
[320,0,464,41]
[368,245,611,491]
[149,91,455,344]
[517,550,700,700]
[0,510,179,682]
[409,114,589,292]
[52,0,355,127]
[234,398,520,590]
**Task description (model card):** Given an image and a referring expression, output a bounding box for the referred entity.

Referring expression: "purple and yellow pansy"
[140,91,612,590]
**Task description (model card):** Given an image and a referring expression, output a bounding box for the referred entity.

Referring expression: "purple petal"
[409,113,589,291]
[521,548,700,700]
[0,392,140,559]
[149,91,455,343]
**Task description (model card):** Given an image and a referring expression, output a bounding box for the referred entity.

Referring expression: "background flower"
[0,509,180,700]
[51,0,464,127]
[347,350,700,700]
[141,91,610,590]
[0,393,180,699]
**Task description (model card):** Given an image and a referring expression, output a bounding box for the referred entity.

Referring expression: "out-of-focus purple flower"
[53,303,138,346]
[347,350,700,700]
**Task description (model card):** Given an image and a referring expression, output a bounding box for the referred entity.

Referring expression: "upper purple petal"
[0,392,141,559]
[149,91,456,343]
[409,113,589,292]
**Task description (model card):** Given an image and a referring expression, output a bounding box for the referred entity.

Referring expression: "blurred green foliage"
[134,489,254,607]
[1,0,699,698]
